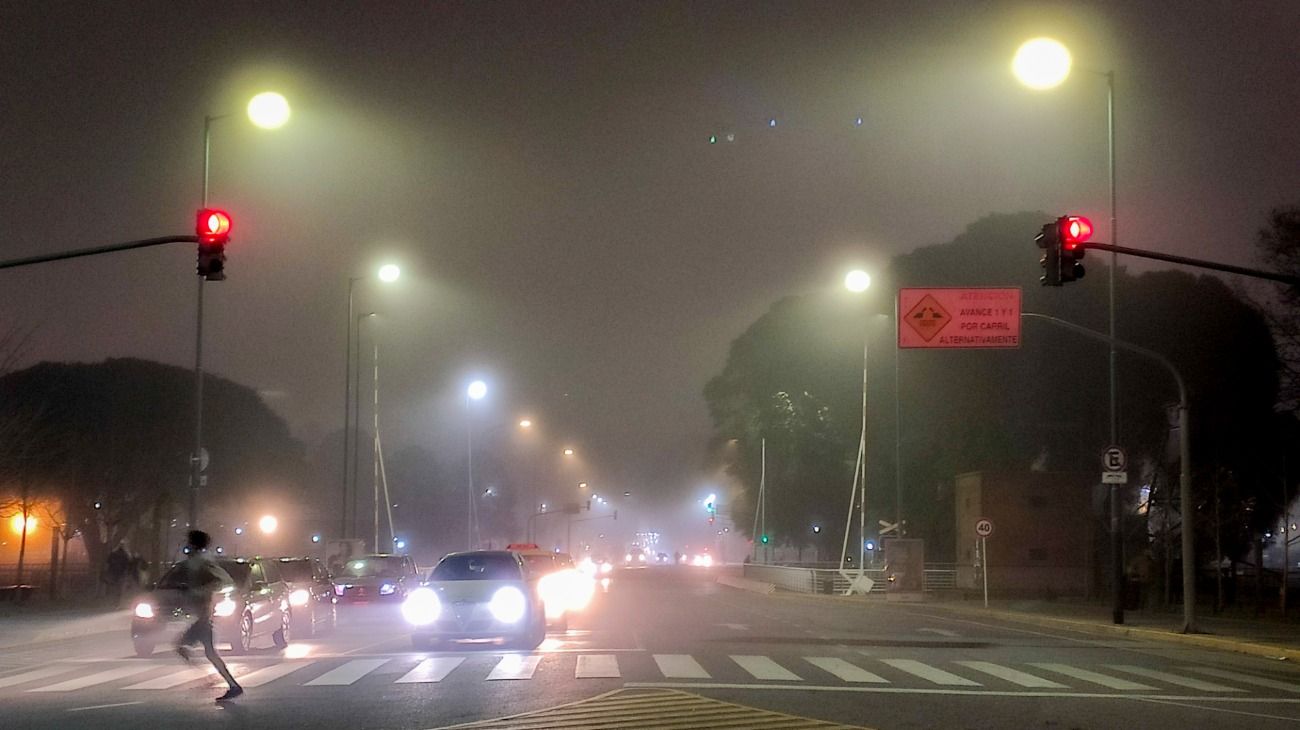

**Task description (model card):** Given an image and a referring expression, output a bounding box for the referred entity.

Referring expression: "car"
[274,557,337,637]
[508,544,593,632]
[402,550,546,650]
[334,553,418,603]
[131,556,292,657]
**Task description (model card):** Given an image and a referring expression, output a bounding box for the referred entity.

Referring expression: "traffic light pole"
[1082,242,1300,287]
[1023,312,1196,633]
[0,236,201,270]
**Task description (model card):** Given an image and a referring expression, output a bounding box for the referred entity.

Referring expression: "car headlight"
[289,589,310,607]
[334,584,346,596]
[600,562,612,574]
[133,602,154,619]
[379,583,396,596]
[488,586,527,624]
[213,597,237,617]
[401,587,441,626]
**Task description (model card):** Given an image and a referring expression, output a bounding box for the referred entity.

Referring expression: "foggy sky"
[2,1,1297,522]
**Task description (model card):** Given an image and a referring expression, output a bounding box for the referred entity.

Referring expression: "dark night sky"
[2,2,1297,518]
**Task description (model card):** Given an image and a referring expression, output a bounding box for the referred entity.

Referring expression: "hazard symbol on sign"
[902,294,951,343]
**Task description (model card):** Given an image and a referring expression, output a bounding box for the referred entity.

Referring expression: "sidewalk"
[916,597,1300,662]
[0,604,130,650]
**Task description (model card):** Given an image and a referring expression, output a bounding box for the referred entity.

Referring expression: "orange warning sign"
[897,288,1021,349]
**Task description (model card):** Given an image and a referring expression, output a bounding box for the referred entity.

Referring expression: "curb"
[716,575,776,595]
[0,610,130,651]
[918,603,1300,662]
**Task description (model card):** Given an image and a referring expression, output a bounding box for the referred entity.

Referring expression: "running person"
[176,530,243,701]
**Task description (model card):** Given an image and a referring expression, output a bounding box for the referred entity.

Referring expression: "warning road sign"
[898,288,1022,349]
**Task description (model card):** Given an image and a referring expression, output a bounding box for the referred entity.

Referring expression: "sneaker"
[216,686,243,702]
[176,646,191,664]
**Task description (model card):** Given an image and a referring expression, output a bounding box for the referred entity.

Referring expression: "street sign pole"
[982,537,989,609]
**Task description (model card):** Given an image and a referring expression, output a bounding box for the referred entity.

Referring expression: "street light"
[1014,36,1122,625]
[193,91,290,530]
[342,264,400,541]
[246,92,291,129]
[844,269,871,293]
[563,448,575,457]
[518,419,532,429]
[258,515,278,534]
[840,269,873,584]
[467,380,488,401]
[465,379,488,549]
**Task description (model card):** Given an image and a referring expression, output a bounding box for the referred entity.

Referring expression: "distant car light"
[379,583,396,596]
[637,554,646,563]
[334,584,346,596]
[692,554,714,567]
[213,597,237,617]
[133,602,154,619]
[488,586,527,624]
[538,569,595,618]
[624,553,633,562]
[289,589,310,607]
[599,562,612,574]
[401,587,441,626]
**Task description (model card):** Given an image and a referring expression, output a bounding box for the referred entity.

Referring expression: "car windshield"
[156,559,250,589]
[341,557,402,578]
[277,560,315,582]
[430,553,520,581]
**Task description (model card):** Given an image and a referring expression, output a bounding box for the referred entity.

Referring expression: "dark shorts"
[180,618,215,648]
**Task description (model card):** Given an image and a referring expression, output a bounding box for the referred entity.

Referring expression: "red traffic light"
[1059,215,1092,251]
[197,209,232,244]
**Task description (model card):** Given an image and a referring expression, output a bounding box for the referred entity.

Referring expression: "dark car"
[401,550,546,649]
[131,556,292,657]
[275,557,337,637]
[335,554,418,603]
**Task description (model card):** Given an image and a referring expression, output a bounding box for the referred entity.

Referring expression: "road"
[3,566,1300,728]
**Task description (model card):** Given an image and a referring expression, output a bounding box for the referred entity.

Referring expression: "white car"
[402,551,546,650]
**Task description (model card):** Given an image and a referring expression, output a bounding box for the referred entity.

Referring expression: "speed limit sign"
[975,518,994,538]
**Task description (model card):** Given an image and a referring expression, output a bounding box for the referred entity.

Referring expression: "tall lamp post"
[840,269,871,581]
[466,379,488,549]
[1014,38,1124,624]
[192,91,289,529]
[341,264,399,540]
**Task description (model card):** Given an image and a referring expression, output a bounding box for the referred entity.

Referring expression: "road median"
[716,574,776,595]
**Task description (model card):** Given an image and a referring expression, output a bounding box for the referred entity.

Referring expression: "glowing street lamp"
[246,91,291,129]
[844,269,871,293]
[518,419,533,429]
[563,448,575,457]
[258,515,278,534]
[1011,38,1072,90]
[377,263,401,283]
[467,380,488,401]
[9,514,36,534]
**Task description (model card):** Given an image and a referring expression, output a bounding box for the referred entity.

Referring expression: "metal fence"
[743,563,961,595]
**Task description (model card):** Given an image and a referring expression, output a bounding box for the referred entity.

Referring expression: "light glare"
[247,91,291,129]
[259,514,278,534]
[845,269,872,293]
[377,264,401,283]
[1013,38,1072,90]
[467,380,488,400]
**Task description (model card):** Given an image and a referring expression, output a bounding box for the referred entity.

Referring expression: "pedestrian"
[106,544,129,605]
[175,530,243,702]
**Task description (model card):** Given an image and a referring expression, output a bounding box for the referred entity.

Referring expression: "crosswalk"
[2,653,1298,697]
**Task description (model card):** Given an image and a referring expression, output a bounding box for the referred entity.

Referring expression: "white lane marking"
[880,659,981,686]
[304,658,390,686]
[804,657,888,683]
[718,623,750,631]
[916,628,959,637]
[0,666,75,688]
[653,654,711,679]
[28,665,154,692]
[575,654,620,678]
[66,701,144,712]
[956,661,1066,688]
[1107,665,1243,692]
[1188,667,1300,693]
[395,657,464,683]
[1130,695,1300,723]
[236,661,312,687]
[1031,663,1154,690]
[731,655,802,681]
[486,654,542,680]
[124,667,217,690]
[624,680,1300,702]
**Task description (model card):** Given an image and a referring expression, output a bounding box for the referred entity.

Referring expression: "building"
[954,471,1096,598]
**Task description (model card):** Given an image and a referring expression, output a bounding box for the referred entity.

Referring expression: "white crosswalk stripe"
[575,654,620,678]
[732,655,801,681]
[0,666,75,689]
[804,657,888,683]
[653,654,711,679]
[237,661,312,687]
[1187,667,1300,693]
[486,654,541,680]
[956,661,1065,688]
[1106,665,1243,692]
[27,665,153,692]
[880,659,981,686]
[124,667,217,690]
[1030,663,1153,690]
[396,657,464,684]
[304,658,389,686]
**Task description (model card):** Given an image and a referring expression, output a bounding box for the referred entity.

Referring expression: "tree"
[0,358,305,577]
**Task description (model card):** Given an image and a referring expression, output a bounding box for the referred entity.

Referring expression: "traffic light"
[1035,215,1091,287]
[760,534,770,544]
[196,209,231,281]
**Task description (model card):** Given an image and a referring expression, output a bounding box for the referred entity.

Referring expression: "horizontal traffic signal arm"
[0,235,201,271]
[1079,241,1300,287]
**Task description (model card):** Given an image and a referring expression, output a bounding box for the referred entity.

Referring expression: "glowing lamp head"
[1013,38,1072,90]
[247,91,290,129]
[9,514,36,534]
[844,269,871,293]
[467,380,487,400]
[377,263,401,283]
[258,515,278,534]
